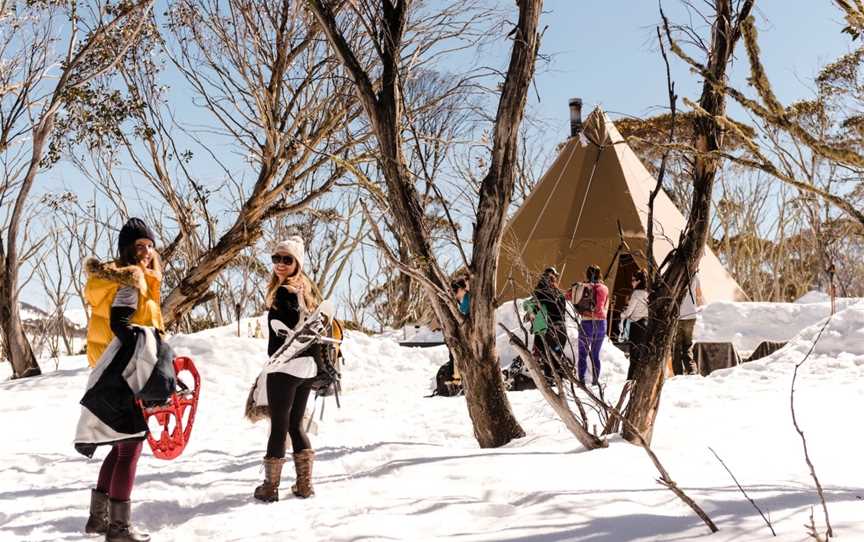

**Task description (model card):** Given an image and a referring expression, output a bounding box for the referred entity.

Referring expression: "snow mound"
[766,300,864,363]
[695,297,863,352]
[795,290,830,304]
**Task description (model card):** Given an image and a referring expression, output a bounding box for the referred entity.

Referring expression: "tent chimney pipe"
[569,98,583,137]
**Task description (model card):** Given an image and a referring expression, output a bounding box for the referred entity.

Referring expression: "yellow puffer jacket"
[84,257,164,367]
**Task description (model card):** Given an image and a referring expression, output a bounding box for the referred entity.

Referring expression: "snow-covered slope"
[1,304,863,541]
[695,295,863,353]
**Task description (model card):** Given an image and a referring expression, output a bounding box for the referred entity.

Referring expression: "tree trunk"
[309,0,542,448]
[161,210,265,326]
[624,0,754,444]
[0,279,40,378]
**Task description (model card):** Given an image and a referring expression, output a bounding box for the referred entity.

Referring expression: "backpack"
[432,359,463,397]
[310,318,343,397]
[502,357,536,391]
[574,283,597,314]
[522,298,549,335]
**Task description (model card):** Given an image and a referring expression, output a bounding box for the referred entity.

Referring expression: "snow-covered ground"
[1,302,863,541]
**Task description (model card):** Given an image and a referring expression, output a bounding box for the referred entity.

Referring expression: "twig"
[647,10,678,284]
[709,446,776,536]
[806,507,827,541]
[791,316,835,539]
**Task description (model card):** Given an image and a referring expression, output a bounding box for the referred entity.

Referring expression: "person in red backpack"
[572,265,609,385]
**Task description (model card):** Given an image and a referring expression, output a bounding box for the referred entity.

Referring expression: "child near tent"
[443,277,470,382]
[572,265,609,385]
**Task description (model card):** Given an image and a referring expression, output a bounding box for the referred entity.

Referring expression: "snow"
[695,295,864,353]
[1,302,863,541]
[63,308,89,329]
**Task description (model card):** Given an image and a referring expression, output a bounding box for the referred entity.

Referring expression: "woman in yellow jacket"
[82,218,162,542]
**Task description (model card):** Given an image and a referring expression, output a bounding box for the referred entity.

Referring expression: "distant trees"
[618,1,864,302]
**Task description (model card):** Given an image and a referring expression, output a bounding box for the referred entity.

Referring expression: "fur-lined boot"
[291,450,315,498]
[253,457,285,502]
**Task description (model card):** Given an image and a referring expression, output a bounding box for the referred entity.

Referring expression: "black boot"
[106,499,150,542]
[84,489,109,534]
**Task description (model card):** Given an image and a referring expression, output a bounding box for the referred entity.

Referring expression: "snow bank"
[695,296,864,353]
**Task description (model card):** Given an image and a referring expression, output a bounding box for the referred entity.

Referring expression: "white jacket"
[621,289,649,321]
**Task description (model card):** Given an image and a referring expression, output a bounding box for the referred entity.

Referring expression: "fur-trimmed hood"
[84,257,148,295]
[83,256,165,368]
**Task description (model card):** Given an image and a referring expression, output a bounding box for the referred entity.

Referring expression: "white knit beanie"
[273,235,305,270]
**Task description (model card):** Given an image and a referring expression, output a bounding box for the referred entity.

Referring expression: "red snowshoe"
[138,356,201,460]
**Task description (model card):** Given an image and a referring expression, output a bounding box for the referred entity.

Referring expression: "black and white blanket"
[74,326,175,458]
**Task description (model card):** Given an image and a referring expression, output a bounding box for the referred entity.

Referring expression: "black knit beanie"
[118,217,156,254]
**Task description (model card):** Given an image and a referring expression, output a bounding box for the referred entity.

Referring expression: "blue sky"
[529,1,851,140]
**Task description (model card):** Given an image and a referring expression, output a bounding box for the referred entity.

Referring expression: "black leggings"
[266,373,313,458]
[627,318,649,380]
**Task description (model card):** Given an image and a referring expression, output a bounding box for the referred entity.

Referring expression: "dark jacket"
[533,278,567,330]
[267,286,322,364]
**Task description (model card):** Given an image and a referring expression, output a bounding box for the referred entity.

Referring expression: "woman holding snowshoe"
[247,236,322,502]
[620,269,649,380]
[77,218,167,542]
[572,264,610,385]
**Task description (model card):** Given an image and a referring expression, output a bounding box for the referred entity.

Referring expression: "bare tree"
[51,1,372,328]
[308,0,543,447]
[0,0,155,378]
[153,0,377,326]
[624,0,755,444]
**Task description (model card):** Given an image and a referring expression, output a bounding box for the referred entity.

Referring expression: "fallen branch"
[499,323,718,533]
[499,324,606,450]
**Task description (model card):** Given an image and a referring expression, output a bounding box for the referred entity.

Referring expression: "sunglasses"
[271,254,295,265]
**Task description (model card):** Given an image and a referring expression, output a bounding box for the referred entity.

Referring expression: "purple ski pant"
[578,319,606,383]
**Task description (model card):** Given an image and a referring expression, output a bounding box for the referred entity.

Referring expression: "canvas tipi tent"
[496,105,746,323]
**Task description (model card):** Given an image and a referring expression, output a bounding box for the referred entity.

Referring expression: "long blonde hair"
[265,269,320,311]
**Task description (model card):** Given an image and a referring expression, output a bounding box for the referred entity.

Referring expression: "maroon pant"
[96,441,143,501]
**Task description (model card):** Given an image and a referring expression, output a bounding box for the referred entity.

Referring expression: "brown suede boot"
[105,499,150,542]
[253,457,285,502]
[291,450,315,498]
[84,488,109,534]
